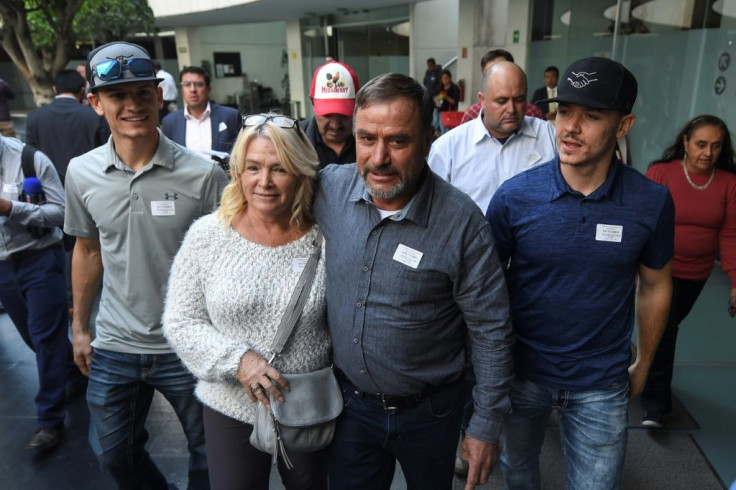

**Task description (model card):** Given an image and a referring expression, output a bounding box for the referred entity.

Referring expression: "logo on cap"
[568,71,598,89]
[320,71,350,94]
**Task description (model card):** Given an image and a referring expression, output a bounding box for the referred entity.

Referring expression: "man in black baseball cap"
[66,41,227,489]
[486,56,674,488]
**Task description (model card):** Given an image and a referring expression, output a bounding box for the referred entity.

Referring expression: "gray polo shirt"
[64,130,228,353]
[313,163,514,443]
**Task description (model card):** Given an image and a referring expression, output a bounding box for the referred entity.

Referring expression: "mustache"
[559,133,584,145]
[362,164,398,177]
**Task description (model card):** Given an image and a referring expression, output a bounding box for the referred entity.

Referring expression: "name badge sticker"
[596,224,623,243]
[292,257,308,273]
[393,244,423,269]
[151,201,176,216]
[218,121,228,132]
[1,181,19,201]
[526,151,542,166]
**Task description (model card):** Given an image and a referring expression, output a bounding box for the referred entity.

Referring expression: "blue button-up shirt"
[314,163,514,443]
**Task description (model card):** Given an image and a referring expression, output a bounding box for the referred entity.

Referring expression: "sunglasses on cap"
[92,57,155,82]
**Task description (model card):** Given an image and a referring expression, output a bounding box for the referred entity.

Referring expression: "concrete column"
[174,27,194,69]
[285,19,305,119]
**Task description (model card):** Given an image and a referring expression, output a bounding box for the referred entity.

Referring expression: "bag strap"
[21,144,37,179]
[267,227,323,363]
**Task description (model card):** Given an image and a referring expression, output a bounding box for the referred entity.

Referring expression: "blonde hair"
[217,115,320,229]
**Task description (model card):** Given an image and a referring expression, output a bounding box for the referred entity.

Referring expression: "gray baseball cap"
[86,41,162,91]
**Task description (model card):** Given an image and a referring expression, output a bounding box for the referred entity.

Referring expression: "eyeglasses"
[92,57,155,82]
[242,114,299,129]
[181,81,207,89]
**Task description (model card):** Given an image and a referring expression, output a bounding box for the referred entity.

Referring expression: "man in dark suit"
[25,70,108,184]
[162,65,240,155]
[531,65,559,121]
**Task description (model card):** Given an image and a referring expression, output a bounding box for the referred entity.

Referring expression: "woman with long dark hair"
[641,115,736,427]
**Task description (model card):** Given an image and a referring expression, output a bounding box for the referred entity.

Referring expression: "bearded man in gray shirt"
[313,73,514,490]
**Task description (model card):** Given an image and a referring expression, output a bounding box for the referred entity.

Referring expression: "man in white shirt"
[428,61,557,213]
[153,60,178,122]
[162,66,240,156]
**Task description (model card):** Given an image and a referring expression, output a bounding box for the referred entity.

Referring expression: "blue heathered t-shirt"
[486,157,674,390]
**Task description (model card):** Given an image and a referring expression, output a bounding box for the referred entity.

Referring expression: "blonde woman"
[164,114,330,489]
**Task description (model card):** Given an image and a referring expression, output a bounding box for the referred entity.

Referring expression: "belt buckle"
[380,394,399,411]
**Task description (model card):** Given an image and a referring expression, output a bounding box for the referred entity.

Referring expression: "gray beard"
[362,178,406,201]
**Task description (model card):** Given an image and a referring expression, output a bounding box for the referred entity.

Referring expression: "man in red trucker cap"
[300,61,360,168]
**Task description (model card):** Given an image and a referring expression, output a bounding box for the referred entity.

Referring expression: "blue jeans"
[328,376,463,490]
[86,348,209,490]
[0,244,71,428]
[500,377,629,490]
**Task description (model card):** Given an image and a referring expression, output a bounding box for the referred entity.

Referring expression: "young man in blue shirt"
[486,57,674,489]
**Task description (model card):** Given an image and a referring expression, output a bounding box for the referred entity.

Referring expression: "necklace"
[681,160,715,191]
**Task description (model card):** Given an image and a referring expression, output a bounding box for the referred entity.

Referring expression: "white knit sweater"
[163,214,330,424]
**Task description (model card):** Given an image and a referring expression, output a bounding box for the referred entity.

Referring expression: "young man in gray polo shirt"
[64,41,228,490]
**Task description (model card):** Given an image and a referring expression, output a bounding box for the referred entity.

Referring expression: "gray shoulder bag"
[249,228,343,468]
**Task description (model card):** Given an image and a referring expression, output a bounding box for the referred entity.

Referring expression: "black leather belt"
[335,368,458,411]
[5,243,62,264]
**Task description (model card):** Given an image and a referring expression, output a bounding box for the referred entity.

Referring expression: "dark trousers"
[0,244,71,427]
[641,276,706,415]
[202,405,328,490]
[328,376,463,490]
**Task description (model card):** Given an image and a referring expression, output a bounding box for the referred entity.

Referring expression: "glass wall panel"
[528,0,734,171]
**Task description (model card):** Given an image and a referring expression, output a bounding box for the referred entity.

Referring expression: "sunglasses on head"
[242,114,299,129]
[93,57,155,82]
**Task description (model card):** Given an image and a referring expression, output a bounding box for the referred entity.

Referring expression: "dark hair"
[53,70,85,94]
[651,115,736,174]
[152,60,162,71]
[427,58,436,65]
[179,66,210,87]
[480,49,514,71]
[354,73,433,135]
[441,69,453,80]
[544,66,559,77]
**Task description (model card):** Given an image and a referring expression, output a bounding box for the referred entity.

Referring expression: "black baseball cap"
[537,57,637,114]
[86,41,162,92]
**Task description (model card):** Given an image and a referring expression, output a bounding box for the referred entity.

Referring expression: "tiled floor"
[0,267,733,489]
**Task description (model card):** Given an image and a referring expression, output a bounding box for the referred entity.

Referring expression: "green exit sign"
[513,30,520,43]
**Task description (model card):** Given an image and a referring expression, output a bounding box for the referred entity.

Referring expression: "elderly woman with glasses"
[163,113,331,489]
[640,114,736,429]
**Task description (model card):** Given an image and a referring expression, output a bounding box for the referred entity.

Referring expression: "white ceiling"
[153,0,422,28]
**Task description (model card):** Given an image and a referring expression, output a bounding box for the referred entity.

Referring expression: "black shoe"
[642,412,663,429]
[26,424,64,450]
